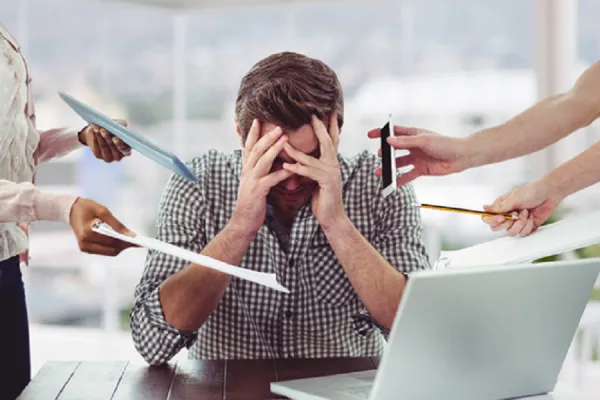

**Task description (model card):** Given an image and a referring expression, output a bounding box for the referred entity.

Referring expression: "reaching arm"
[467,61,600,168]
[35,128,83,163]
[0,180,77,224]
[130,167,256,365]
[323,182,430,331]
[541,139,600,202]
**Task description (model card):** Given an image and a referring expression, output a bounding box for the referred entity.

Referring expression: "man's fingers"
[244,119,260,156]
[283,143,321,169]
[311,115,335,161]
[260,169,294,189]
[254,135,288,176]
[245,126,283,169]
[329,113,340,149]
[283,162,325,183]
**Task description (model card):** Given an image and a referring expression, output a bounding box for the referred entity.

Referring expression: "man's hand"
[69,198,137,256]
[481,181,561,237]
[230,119,293,234]
[367,126,471,186]
[78,120,132,163]
[283,114,345,230]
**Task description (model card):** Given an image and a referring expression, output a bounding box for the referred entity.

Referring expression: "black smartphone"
[381,115,396,197]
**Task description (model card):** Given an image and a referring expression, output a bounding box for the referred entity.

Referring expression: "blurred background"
[4,0,600,396]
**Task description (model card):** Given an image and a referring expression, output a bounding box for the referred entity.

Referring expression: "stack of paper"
[437,210,600,268]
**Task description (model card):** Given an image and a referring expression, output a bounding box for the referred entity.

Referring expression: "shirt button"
[288,259,295,268]
[285,310,294,320]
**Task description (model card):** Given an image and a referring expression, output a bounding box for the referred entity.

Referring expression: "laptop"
[270,259,600,400]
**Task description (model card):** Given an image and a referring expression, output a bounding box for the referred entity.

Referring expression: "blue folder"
[59,92,198,182]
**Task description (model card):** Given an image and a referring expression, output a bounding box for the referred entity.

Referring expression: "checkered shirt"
[130,149,430,365]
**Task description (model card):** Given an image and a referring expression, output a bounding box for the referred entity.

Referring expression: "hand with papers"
[69,198,137,256]
[482,180,562,237]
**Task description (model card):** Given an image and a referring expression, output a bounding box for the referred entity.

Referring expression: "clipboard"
[92,222,289,293]
[59,91,198,182]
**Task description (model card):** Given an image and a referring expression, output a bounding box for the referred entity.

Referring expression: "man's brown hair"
[235,51,344,141]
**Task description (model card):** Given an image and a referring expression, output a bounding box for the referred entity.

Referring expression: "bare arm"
[323,217,406,330]
[541,139,600,201]
[158,221,254,331]
[322,183,429,331]
[467,61,600,167]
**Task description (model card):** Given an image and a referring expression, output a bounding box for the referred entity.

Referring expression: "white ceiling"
[103,0,340,10]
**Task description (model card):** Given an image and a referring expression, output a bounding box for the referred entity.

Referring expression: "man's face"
[262,122,320,212]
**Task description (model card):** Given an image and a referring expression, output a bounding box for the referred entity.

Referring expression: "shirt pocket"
[305,231,359,308]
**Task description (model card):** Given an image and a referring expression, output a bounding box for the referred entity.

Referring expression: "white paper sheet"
[92,223,290,293]
[438,210,600,268]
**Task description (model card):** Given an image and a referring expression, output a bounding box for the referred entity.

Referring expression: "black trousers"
[0,256,31,400]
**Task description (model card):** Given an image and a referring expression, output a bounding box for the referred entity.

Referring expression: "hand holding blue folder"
[59,92,198,182]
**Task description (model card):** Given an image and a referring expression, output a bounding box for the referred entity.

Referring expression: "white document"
[436,210,600,268]
[92,223,290,293]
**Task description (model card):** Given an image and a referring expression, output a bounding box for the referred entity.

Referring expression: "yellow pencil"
[418,203,517,220]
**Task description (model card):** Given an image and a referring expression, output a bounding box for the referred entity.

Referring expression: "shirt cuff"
[146,287,197,341]
[33,190,79,224]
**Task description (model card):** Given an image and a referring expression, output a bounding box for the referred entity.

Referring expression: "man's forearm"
[159,221,256,331]
[466,61,600,168]
[540,140,600,202]
[323,216,406,330]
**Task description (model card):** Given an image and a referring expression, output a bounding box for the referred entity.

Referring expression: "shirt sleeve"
[130,168,207,365]
[0,180,78,224]
[35,127,84,164]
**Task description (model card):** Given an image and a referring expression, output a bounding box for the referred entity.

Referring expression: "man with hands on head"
[368,60,600,237]
[131,51,429,365]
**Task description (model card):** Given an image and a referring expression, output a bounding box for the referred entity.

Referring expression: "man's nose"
[283,175,301,191]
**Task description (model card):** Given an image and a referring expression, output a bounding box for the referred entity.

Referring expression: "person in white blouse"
[0,24,136,399]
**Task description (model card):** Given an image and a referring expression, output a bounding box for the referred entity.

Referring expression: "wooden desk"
[18,357,380,399]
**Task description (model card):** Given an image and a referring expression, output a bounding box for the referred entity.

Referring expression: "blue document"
[59,92,198,182]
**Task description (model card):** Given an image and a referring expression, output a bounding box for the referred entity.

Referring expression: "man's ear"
[235,118,242,138]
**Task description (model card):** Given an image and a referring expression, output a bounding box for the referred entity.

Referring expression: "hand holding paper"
[92,222,289,293]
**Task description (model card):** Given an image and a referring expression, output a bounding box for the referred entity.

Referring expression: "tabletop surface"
[17,357,380,400]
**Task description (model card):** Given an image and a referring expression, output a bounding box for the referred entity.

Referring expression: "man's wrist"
[224,217,258,244]
[321,214,353,238]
